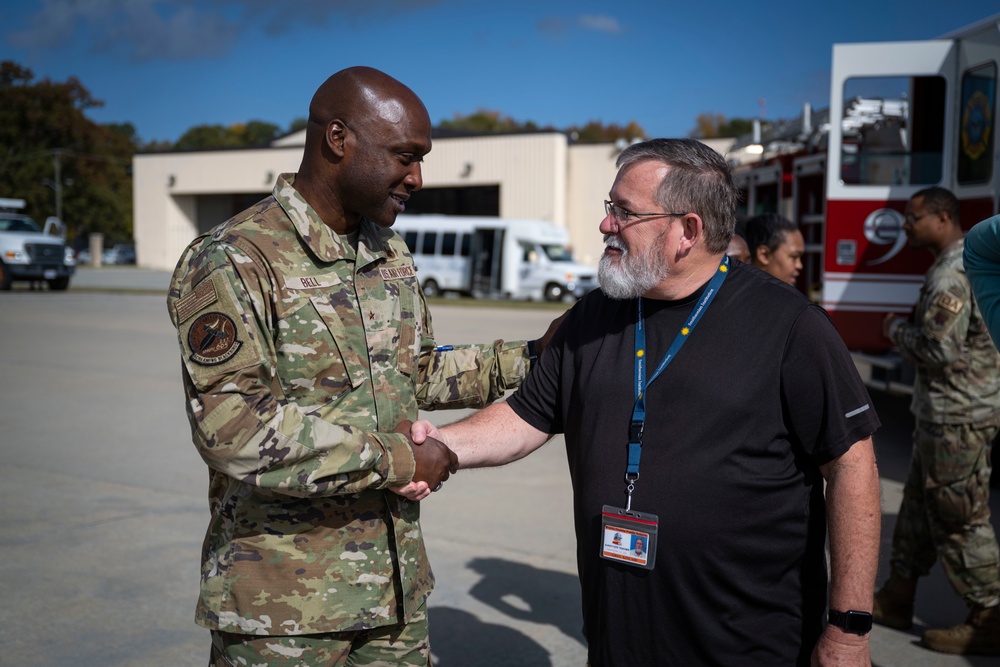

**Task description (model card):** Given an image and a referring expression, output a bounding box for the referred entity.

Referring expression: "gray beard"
[598,235,668,300]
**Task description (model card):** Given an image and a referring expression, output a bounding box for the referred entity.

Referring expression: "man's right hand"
[395,420,458,490]
[410,419,443,446]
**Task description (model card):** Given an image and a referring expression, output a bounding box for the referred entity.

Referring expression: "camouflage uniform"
[167,174,530,646]
[888,238,1000,605]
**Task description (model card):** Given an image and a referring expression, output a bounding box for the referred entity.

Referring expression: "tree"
[0,61,135,246]
[566,120,646,143]
[692,113,725,138]
[439,109,546,134]
[238,121,281,146]
[438,109,645,143]
[690,113,762,139]
[174,124,239,151]
[174,120,282,151]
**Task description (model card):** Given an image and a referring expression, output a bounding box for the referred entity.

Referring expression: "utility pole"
[52,148,63,221]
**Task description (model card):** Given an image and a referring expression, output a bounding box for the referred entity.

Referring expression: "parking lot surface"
[1,272,997,666]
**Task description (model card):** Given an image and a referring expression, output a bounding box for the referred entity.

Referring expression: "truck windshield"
[0,216,41,233]
[541,244,574,262]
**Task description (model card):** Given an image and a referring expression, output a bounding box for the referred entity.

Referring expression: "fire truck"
[730,13,1000,394]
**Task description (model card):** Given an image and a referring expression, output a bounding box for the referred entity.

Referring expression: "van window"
[958,62,996,185]
[422,231,438,255]
[403,231,418,254]
[441,232,457,256]
[460,234,471,257]
[542,244,574,262]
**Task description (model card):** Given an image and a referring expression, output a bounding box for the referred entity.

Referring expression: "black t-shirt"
[508,261,880,667]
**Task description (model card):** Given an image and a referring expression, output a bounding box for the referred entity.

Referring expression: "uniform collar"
[272,173,391,266]
[935,237,965,267]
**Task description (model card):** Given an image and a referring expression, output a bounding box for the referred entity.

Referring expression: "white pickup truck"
[0,198,75,290]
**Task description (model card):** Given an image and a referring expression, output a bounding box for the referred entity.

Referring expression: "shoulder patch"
[175,280,218,324]
[935,291,964,315]
[187,312,243,366]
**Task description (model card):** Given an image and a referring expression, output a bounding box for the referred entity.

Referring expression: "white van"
[392,214,598,301]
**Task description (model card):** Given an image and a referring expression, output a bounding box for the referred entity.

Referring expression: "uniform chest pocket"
[274,298,367,412]
[355,273,421,378]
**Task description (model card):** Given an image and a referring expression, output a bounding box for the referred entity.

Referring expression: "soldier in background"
[877,186,1000,655]
[167,66,553,666]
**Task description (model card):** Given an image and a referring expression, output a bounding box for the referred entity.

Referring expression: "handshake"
[390,419,454,501]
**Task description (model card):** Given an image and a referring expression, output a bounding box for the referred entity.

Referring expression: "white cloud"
[538,13,623,40]
[5,0,450,62]
[578,14,622,36]
[6,0,236,61]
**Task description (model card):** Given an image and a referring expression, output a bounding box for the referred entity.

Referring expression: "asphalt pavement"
[70,265,174,292]
[1,267,999,666]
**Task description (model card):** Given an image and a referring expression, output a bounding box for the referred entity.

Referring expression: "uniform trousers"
[891,418,1000,605]
[210,601,429,667]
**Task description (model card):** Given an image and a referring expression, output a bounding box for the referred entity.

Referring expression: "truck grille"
[26,243,65,266]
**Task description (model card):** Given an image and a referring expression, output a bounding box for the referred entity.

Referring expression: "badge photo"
[600,504,658,570]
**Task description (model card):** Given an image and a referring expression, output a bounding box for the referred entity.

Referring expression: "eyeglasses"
[903,212,935,225]
[604,200,688,226]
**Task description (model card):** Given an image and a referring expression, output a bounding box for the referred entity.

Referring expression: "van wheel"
[0,262,11,291]
[48,277,70,291]
[544,283,565,302]
[422,279,440,297]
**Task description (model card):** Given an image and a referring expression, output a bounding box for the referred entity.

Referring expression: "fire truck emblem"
[188,312,242,366]
[962,90,992,161]
[862,208,907,266]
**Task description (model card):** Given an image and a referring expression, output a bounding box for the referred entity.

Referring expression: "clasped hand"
[388,420,454,501]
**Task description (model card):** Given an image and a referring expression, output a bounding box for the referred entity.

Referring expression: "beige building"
[133,131,733,271]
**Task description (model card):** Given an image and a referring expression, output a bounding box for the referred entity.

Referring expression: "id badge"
[600,504,658,570]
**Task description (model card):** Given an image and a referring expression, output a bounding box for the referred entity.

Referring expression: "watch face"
[843,610,873,634]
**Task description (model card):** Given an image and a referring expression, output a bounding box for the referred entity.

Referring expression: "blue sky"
[2,1,997,144]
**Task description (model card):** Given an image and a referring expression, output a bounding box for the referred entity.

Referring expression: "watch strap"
[827,609,873,635]
[527,339,538,364]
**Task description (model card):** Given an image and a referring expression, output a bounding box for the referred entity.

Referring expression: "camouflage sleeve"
[891,267,972,369]
[412,288,530,410]
[168,244,415,498]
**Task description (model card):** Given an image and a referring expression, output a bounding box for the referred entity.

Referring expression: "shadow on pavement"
[467,557,586,647]
[430,607,553,667]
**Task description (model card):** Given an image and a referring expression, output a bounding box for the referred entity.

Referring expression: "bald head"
[306,66,429,145]
[295,66,433,232]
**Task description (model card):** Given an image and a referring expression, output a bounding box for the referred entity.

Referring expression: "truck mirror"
[43,216,65,238]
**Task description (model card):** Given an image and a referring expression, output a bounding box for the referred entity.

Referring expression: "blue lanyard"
[626,256,730,481]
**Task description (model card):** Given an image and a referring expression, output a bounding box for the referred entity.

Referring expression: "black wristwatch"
[827,609,873,635]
